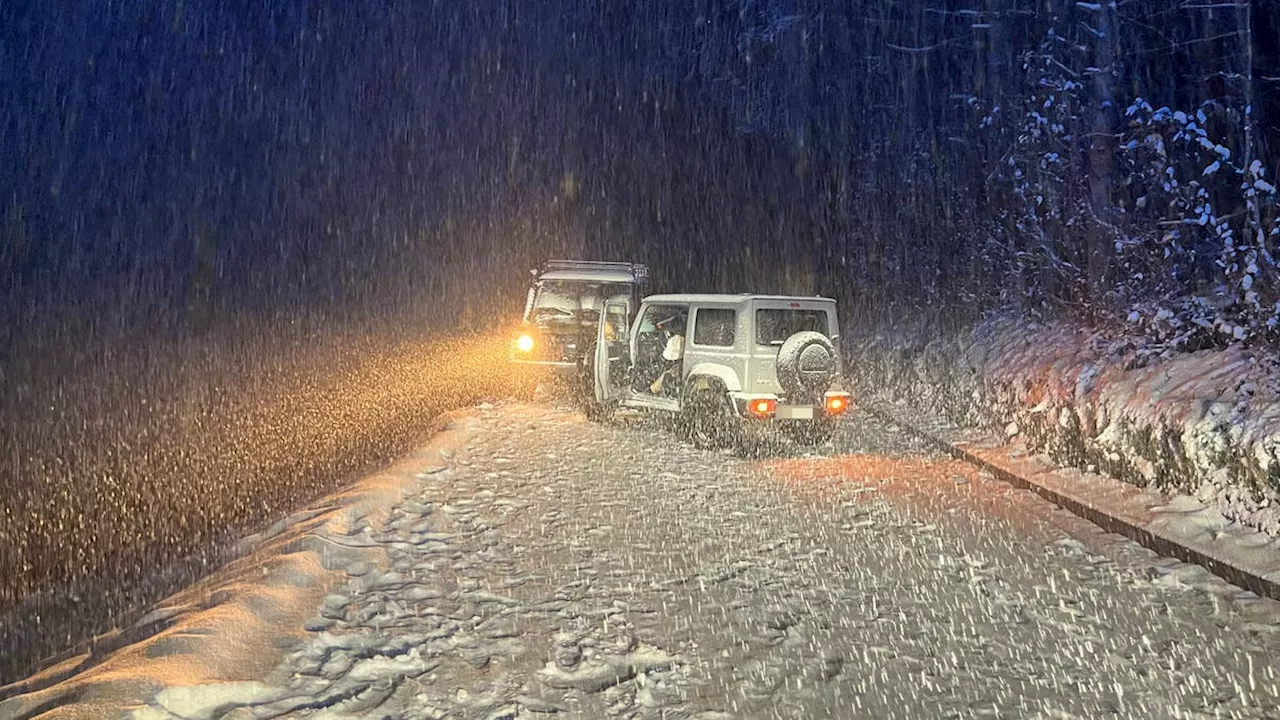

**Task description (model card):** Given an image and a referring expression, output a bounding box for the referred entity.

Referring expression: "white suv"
[587,293,852,450]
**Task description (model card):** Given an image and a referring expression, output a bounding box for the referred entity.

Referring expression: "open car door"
[594,298,631,403]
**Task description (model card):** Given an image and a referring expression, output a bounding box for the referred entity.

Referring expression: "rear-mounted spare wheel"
[776,331,837,398]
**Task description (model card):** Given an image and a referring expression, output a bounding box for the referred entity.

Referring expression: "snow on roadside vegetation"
[844,309,1280,537]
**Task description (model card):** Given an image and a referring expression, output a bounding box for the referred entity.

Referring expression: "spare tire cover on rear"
[776,331,837,398]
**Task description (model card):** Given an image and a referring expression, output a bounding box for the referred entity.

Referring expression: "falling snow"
[9,404,1280,719]
[4,0,1280,714]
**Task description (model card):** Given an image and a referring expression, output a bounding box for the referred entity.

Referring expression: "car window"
[638,305,688,335]
[532,281,629,316]
[755,309,830,345]
[692,308,736,347]
[603,301,630,342]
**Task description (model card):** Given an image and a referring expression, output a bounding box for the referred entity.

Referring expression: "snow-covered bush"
[980,35,1279,350]
[1116,99,1280,345]
[974,28,1124,319]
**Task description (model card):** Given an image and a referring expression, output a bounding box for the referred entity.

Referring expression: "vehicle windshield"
[528,281,630,325]
[755,308,831,345]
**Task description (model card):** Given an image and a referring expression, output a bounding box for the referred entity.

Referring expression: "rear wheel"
[682,388,741,450]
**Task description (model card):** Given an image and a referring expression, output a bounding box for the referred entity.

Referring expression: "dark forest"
[4,1,1278,339]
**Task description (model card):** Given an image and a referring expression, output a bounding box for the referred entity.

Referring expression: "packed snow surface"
[6,403,1280,718]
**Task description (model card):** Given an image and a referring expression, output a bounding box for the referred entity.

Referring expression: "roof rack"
[536,259,649,283]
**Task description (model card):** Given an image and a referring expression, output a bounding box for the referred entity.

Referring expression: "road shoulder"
[868,399,1280,602]
[0,410,482,719]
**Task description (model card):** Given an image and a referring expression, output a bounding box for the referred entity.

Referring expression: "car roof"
[641,293,836,306]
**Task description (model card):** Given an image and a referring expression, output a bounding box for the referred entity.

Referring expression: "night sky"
[6,4,736,326]
[3,0,950,339]
[5,1,606,330]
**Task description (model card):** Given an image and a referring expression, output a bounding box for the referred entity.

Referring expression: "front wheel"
[782,417,837,446]
[682,389,741,450]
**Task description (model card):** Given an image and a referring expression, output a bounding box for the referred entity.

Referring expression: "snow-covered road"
[12,402,1280,719]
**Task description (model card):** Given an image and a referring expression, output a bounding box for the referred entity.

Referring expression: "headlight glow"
[516,334,535,353]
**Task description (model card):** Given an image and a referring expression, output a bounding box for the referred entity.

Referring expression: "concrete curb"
[865,403,1280,602]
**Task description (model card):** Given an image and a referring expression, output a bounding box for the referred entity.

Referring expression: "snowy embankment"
[845,312,1280,537]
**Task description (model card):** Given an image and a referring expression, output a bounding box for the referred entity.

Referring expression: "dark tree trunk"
[1086,1,1119,302]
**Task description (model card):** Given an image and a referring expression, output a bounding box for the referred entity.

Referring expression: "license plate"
[776,406,814,420]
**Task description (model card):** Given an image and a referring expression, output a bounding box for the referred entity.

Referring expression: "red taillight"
[748,398,777,418]
[825,394,850,416]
